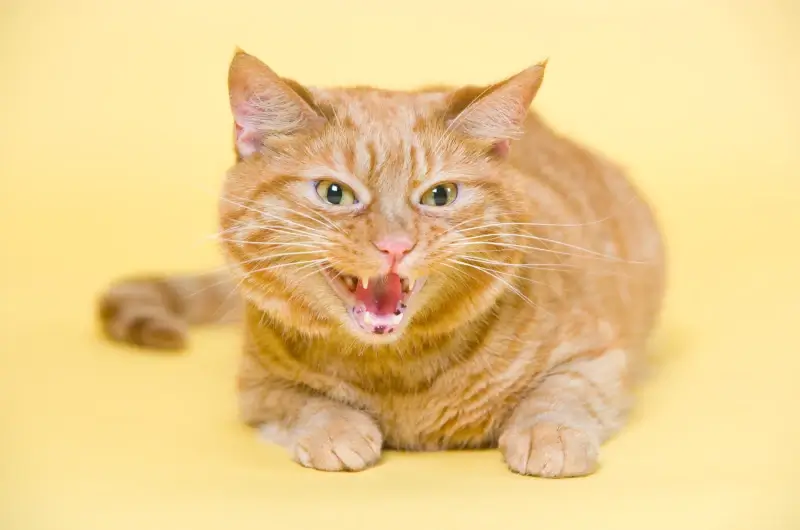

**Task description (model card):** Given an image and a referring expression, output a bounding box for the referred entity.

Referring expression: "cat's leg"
[97,271,242,350]
[238,352,383,472]
[499,347,631,477]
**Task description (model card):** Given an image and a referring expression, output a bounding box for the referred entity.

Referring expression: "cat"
[97,50,665,477]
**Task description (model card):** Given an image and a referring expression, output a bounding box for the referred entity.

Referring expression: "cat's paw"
[291,408,383,472]
[499,421,599,478]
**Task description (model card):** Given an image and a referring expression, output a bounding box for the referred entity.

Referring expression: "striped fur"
[98,51,665,477]
[98,271,241,350]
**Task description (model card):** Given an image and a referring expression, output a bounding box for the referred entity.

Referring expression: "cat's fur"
[98,50,665,477]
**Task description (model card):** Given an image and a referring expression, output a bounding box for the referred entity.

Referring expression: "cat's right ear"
[228,49,325,159]
[444,61,546,157]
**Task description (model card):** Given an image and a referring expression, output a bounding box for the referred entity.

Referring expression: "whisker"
[456,217,619,232]
[451,240,641,264]
[293,262,332,284]
[460,254,633,278]
[245,258,329,276]
[233,195,343,233]
[287,259,331,278]
[220,197,328,236]
[185,269,239,297]
[215,217,326,242]
[450,241,589,259]
[289,202,343,232]
[449,258,546,287]
[452,231,634,262]
[220,220,331,242]
[458,255,578,270]
[216,238,328,249]
[446,259,546,313]
[211,224,247,238]
[437,261,473,282]
[234,195,342,234]
[437,214,497,238]
[246,249,326,261]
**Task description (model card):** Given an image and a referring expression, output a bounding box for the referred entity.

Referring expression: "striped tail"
[97,271,242,350]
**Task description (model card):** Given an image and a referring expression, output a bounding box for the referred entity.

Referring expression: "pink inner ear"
[491,140,510,157]
[234,118,260,158]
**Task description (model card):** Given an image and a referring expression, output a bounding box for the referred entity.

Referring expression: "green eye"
[421,182,458,207]
[315,180,357,206]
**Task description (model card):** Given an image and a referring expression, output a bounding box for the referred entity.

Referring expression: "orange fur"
[98,50,665,476]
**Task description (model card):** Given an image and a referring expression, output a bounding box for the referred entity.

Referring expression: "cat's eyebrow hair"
[295,166,372,202]
[412,167,486,187]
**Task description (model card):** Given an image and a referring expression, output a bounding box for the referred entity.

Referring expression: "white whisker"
[247,249,326,261]
[229,194,342,233]
[456,218,617,232]
[446,259,546,313]
[449,258,549,288]
[459,255,577,270]
[452,231,635,262]
[220,196,328,236]
[245,258,329,276]
[238,196,343,233]
[215,238,327,249]
[222,220,331,242]
[451,240,641,264]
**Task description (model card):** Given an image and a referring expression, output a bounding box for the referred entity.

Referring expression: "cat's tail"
[96,270,242,350]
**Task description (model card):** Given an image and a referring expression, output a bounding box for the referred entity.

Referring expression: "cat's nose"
[374,235,415,265]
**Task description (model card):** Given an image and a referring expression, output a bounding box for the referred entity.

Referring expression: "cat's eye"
[315,180,358,206]
[420,182,458,207]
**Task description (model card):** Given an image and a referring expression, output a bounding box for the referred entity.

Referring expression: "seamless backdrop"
[2,1,799,529]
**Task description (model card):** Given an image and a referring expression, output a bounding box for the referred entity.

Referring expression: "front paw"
[499,421,599,477]
[291,408,383,472]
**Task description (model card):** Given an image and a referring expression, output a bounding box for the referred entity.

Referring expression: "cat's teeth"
[390,313,403,325]
[361,277,369,289]
[363,312,374,325]
[408,278,416,291]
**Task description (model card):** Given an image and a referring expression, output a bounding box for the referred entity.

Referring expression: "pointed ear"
[446,61,547,155]
[228,50,325,159]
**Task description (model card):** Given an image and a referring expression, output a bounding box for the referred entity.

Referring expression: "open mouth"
[323,270,421,336]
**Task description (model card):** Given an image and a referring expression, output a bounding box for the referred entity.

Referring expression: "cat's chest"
[296,322,552,449]
[368,385,512,450]
[344,350,542,450]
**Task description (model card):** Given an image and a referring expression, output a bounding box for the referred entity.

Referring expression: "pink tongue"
[355,273,402,315]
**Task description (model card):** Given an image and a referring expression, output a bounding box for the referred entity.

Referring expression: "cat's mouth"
[322,269,423,336]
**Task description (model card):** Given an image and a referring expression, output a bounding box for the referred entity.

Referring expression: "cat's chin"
[320,267,425,342]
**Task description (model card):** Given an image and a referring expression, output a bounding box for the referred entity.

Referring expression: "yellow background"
[2,0,799,528]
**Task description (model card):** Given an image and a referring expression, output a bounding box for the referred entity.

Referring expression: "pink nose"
[374,235,415,263]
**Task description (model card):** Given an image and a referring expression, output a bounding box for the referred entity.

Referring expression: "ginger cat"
[98,50,665,477]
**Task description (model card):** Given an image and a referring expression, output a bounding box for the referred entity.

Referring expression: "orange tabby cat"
[98,50,665,477]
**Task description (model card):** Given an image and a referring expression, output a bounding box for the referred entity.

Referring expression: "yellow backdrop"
[2,0,799,528]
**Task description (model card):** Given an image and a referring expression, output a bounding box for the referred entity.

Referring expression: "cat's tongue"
[355,273,402,315]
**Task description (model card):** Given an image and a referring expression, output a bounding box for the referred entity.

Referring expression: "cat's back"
[510,112,666,347]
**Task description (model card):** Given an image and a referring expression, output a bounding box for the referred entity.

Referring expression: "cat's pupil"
[327,184,343,204]
[432,186,448,206]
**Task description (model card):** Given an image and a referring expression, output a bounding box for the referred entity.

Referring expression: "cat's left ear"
[228,49,326,159]
[446,61,547,156]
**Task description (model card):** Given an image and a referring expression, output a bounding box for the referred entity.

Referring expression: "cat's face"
[219,51,545,344]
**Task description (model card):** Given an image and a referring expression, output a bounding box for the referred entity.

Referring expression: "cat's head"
[219,50,545,344]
